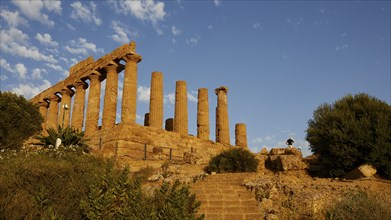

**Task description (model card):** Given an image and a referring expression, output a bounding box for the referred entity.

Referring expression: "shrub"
[306,93,391,179]
[325,191,391,220]
[205,148,259,173]
[36,125,89,151]
[0,91,43,150]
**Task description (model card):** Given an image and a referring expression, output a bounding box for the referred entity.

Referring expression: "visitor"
[286,137,294,148]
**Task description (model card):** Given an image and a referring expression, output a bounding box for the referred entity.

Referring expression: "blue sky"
[1,0,390,156]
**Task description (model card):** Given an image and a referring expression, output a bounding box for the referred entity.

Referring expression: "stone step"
[203,213,263,220]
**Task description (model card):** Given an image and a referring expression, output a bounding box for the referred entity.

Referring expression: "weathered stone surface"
[215,86,230,145]
[165,118,173,131]
[260,147,269,155]
[71,81,88,131]
[47,94,61,128]
[285,147,303,158]
[344,164,377,180]
[102,63,121,130]
[278,155,306,171]
[197,88,209,140]
[121,54,141,124]
[149,72,163,128]
[144,113,150,126]
[37,101,49,135]
[183,152,199,164]
[269,148,286,155]
[174,81,188,135]
[58,88,74,127]
[85,72,101,135]
[255,155,267,171]
[235,123,248,148]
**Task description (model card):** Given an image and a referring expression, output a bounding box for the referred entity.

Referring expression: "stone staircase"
[191,173,262,220]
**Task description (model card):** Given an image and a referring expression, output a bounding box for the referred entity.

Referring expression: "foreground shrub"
[205,148,258,173]
[0,148,108,219]
[326,191,391,220]
[0,91,43,150]
[306,93,391,179]
[36,125,89,151]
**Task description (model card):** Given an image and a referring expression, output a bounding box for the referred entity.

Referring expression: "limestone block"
[183,152,199,164]
[149,72,164,128]
[165,118,174,131]
[344,164,377,180]
[235,123,248,148]
[260,147,269,155]
[197,88,210,140]
[278,155,306,171]
[269,148,286,155]
[121,54,141,124]
[174,81,188,135]
[144,113,150,126]
[215,86,230,144]
[285,147,303,158]
[255,155,267,171]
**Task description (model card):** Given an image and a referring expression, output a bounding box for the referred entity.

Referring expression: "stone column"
[174,81,188,135]
[71,81,88,131]
[121,54,142,124]
[149,71,163,128]
[165,118,174,131]
[59,88,74,128]
[101,63,121,130]
[85,72,102,135]
[215,86,230,145]
[197,88,210,140]
[47,94,61,129]
[37,101,49,134]
[144,113,150,126]
[235,123,248,148]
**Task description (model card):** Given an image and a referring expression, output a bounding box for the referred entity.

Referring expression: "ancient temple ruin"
[30,41,249,163]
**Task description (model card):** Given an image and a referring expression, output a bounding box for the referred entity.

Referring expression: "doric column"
[71,81,88,131]
[165,118,174,131]
[174,81,188,135]
[215,86,230,145]
[121,54,142,124]
[59,88,74,128]
[37,101,49,134]
[197,88,209,140]
[149,71,163,128]
[101,63,121,130]
[235,123,248,148]
[47,94,61,129]
[85,72,102,135]
[144,113,150,126]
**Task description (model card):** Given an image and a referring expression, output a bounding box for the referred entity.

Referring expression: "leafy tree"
[306,93,391,179]
[0,91,43,150]
[205,148,259,173]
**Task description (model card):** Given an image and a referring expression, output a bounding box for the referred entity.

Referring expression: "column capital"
[74,81,88,90]
[215,86,228,95]
[60,87,75,97]
[48,94,61,102]
[37,100,49,108]
[122,54,142,63]
[103,61,124,73]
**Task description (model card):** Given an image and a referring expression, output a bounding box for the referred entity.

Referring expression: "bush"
[205,148,259,173]
[306,93,391,179]
[0,91,43,150]
[325,191,391,220]
[36,125,89,151]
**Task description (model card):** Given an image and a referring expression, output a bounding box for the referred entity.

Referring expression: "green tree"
[205,148,259,173]
[0,91,43,150]
[306,93,391,179]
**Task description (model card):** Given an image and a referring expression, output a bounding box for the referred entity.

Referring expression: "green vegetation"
[36,125,89,151]
[326,191,391,220]
[306,93,391,179]
[0,148,203,220]
[205,148,258,173]
[0,91,43,150]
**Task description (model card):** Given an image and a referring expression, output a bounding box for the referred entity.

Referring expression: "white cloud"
[137,85,150,103]
[214,0,221,7]
[186,36,199,45]
[32,68,47,80]
[66,23,76,31]
[171,26,181,36]
[253,22,261,30]
[164,93,175,105]
[110,21,138,44]
[15,63,27,79]
[251,137,263,144]
[187,91,197,103]
[0,58,14,73]
[70,1,102,26]
[208,25,213,30]
[45,63,68,77]
[109,0,165,34]
[336,44,349,51]
[35,33,59,47]
[11,0,60,27]
[64,38,104,56]
[0,74,8,81]
[0,28,57,63]
[0,9,28,27]
[11,79,51,99]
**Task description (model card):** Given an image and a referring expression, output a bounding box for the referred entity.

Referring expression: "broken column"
[149,71,163,128]
[85,72,101,135]
[235,123,248,148]
[215,86,230,145]
[47,94,61,129]
[59,88,74,128]
[144,113,150,126]
[165,118,174,131]
[197,88,210,140]
[174,81,188,135]
[121,53,142,124]
[102,63,121,130]
[71,81,88,131]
